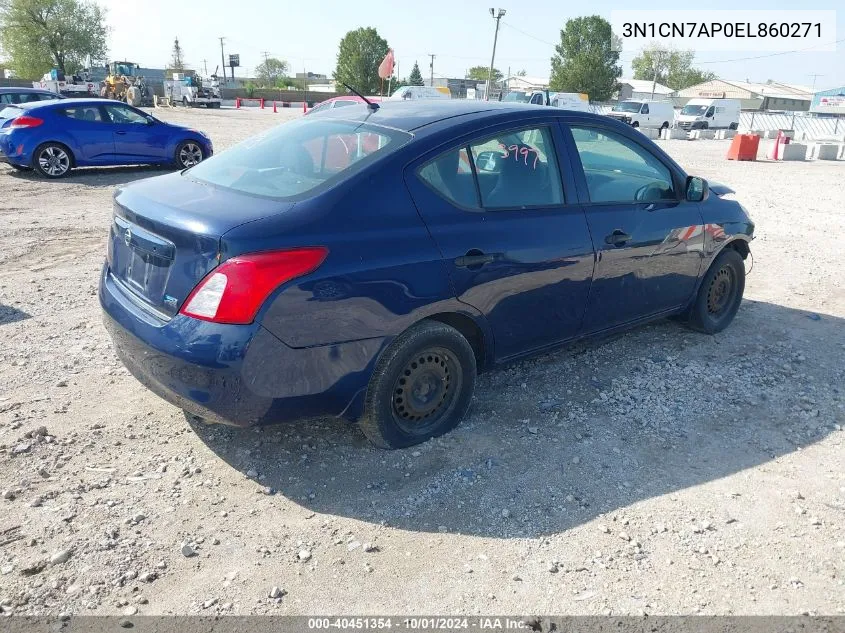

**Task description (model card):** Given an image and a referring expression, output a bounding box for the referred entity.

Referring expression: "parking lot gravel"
[1,106,844,616]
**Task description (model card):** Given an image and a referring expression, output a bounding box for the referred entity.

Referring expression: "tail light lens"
[10,115,44,129]
[180,247,328,324]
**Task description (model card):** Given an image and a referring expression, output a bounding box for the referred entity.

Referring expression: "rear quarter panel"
[220,147,484,350]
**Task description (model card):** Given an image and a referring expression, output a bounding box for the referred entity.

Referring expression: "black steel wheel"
[359,321,476,449]
[684,248,746,334]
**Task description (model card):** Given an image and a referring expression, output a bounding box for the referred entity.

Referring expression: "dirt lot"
[1,107,844,617]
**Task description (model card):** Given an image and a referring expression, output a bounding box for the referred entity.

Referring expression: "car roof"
[315,99,606,132]
[16,97,113,110]
[0,86,58,94]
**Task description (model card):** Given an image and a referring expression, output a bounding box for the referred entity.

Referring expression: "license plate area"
[110,216,175,305]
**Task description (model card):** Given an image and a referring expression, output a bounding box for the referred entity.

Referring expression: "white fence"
[587,104,844,140]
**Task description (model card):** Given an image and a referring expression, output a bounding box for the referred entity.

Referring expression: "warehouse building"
[617,78,673,101]
[810,86,845,115]
[673,79,814,111]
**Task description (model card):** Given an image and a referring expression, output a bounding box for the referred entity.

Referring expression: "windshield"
[612,102,642,113]
[188,118,411,200]
[503,92,530,103]
[681,104,708,116]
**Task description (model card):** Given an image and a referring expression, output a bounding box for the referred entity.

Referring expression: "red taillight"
[10,115,44,129]
[180,247,328,325]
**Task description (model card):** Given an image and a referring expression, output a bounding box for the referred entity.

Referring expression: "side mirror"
[686,176,709,202]
[146,116,156,125]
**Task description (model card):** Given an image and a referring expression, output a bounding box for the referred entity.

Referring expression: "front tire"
[359,321,477,449]
[631,121,640,128]
[33,143,73,178]
[684,249,745,334]
[174,140,204,169]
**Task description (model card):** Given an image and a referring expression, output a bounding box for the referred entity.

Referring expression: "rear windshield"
[188,118,411,199]
[0,105,24,119]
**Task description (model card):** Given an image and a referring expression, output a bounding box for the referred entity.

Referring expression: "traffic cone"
[302,100,307,113]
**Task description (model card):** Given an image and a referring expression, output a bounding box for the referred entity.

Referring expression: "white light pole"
[486,8,506,101]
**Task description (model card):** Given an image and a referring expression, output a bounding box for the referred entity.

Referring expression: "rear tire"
[32,143,73,178]
[661,121,670,130]
[358,321,477,449]
[683,249,745,334]
[174,140,204,169]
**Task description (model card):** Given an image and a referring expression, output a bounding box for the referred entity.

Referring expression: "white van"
[390,86,451,100]
[607,100,675,130]
[676,98,740,130]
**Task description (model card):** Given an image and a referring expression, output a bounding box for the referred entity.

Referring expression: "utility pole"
[486,8,506,101]
[262,51,271,65]
[428,54,435,87]
[807,74,824,90]
[219,37,227,84]
[650,49,665,100]
[202,59,208,76]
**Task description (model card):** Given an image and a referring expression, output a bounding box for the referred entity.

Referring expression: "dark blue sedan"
[0,98,212,177]
[99,101,754,448]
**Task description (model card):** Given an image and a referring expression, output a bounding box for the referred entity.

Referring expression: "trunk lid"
[107,172,292,318]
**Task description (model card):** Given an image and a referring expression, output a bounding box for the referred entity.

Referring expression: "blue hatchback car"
[0,98,212,178]
[100,101,754,448]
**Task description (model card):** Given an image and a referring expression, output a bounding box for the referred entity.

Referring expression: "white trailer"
[33,71,96,97]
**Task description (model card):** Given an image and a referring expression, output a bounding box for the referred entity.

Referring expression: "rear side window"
[59,106,104,122]
[418,126,564,210]
[189,118,410,199]
[0,94,13,104]
[418,147,478,209]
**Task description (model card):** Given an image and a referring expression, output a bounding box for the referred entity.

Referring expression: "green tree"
[408,61,424,86]
[333,26,388,95]
[256,57,289,87]
[171,37,184,71]
[631,45,716,91]
[0,0,107,78]
[516,69,527,77]
[468,65,501,82]
[549,15,621,102]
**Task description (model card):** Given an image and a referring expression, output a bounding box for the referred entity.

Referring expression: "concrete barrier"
[693,130,716,140]
[661,128,688,140]
[815,144,841,160]
[638,127,660,139]
[715,130,737,140]
[781,143,808,161]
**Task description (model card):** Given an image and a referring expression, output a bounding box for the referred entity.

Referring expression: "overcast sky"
[96,0,844,89]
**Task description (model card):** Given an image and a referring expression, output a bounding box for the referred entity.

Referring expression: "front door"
[405,122,595,360]
[103,103,168,162]
[566,124,704,333]
[56,104,115,163]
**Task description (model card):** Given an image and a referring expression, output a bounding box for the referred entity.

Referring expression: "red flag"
[378,49,395,80]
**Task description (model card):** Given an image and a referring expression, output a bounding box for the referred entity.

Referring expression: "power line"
[696,38,845,64]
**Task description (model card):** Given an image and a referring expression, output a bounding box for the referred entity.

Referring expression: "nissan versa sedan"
[0,98,212,177]
[99,101,754,449]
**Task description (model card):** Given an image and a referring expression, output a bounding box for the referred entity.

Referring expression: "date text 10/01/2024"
[307,618,530,630]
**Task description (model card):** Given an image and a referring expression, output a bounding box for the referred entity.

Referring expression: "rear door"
[564,123,703,332]
[405,120,595,360]
[103,103,169,162]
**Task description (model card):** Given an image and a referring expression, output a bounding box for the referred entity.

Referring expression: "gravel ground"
[1,107,844,617]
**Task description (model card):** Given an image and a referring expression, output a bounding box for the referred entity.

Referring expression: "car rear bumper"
[99,265,385,427]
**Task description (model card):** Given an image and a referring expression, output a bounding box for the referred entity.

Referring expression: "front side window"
[105,104,148,124]
[640,104,649,114]
[570,126,674,203]
[189,118,409,199]
[705,106,715,117]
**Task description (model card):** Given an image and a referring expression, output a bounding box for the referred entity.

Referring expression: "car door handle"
[115,131,127,135]
[605,230,632,246]
[455,253,497,268]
